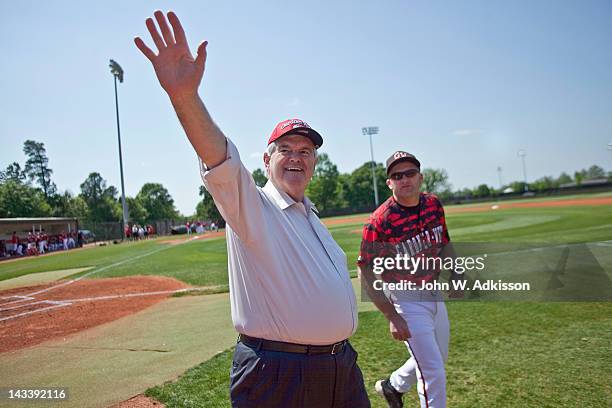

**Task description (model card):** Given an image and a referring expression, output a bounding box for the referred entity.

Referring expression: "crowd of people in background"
[1,220,221,261]
[0,230,83,259]
[185,220,219,235]
[124,224,155,241]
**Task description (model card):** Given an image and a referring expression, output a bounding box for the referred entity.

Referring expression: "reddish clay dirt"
[445,196,612,213]
[0,276,189,353]
[111,395,165,408]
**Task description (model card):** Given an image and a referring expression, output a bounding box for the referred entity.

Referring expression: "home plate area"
[0,276,191,353]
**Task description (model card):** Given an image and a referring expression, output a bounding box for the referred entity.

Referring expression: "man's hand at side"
[389,314,411,341]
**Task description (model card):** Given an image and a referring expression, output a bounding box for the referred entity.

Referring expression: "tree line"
[0,140,179,224]
[2,140,610,222]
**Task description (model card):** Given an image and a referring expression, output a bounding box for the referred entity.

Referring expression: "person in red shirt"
[10,231,18,255]
[359,151,463,408]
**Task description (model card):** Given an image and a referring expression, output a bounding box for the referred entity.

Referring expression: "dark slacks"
[230,340,370,408]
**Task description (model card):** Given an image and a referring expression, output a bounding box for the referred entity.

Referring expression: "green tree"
[586,165,606,179]
[126,197,148,225]
[80,172,121,221]
[421,168,450,195]
[252,168,268,187]
[50,191,89,217]
[0,162,27,183]
[23,140,56,199]
[457,188,473,199]
[509,181,528,193]
[472,184,491,198]
[306,153,345,214]
[342,161,389,210]
[557,172,573,185]
[531,176,558,192]
[0,180,52,217]
[573,170,586,186]
[136,183,178,222]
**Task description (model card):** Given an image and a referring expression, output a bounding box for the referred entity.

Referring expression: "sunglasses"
[389,169,420,180]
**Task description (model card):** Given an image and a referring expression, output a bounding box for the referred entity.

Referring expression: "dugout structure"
[0,217,79,240]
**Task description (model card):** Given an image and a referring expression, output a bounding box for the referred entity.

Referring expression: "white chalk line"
[0,303,71,322]
[60,288,198,302]
[0,299,70,312]
[0,239,196,323]
[0,287,210,322]
[23,243,179,297]
[0,295,35,307]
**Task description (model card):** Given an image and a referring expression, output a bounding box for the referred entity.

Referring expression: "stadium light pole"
[608,142,612,176]
[517,149,528,192]
[109,59,129,239]
[362,126,380,206]
[497,166,503,189]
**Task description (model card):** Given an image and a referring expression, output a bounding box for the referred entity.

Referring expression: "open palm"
[135,11,207,98]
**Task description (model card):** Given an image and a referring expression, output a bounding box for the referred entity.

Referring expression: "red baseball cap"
[268,119,323,148]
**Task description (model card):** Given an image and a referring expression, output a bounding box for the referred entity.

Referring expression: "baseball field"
[1,192,611,407]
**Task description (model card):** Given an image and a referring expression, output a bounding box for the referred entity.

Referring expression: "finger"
[134,37,156,62]
[154,10,175,45]
[146,17,166,51]
[167,11,187,45]
[195,41,208,71]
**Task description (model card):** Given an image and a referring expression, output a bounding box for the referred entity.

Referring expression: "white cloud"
[249,151,262,158]
[288,97,300,107]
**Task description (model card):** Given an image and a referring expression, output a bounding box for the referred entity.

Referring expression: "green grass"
[139,196,612,407]
[2,193,611,406]
[85,238,229,287]
[0,236,229,287]
[2,197,611,285]
[145,303,612,407]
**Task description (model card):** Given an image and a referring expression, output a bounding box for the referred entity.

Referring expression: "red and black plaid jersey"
[358,193,450,284]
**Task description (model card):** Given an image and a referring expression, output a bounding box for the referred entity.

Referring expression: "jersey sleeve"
[357,220,380,267]
[436,197,451,244]
[357,216,395,267]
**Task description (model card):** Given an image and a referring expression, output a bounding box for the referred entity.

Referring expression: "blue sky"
[1,0,611,215]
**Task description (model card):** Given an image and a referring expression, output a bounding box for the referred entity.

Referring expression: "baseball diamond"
[0,193,610,407]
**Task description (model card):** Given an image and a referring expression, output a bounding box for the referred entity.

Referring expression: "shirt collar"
[263,180,318,214]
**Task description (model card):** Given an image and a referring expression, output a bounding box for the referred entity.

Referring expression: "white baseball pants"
[390,301,449,408]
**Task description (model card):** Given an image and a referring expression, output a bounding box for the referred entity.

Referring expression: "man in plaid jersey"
[358,151,463,408]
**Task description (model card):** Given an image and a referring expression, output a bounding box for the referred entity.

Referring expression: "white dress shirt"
[201,139,357,345]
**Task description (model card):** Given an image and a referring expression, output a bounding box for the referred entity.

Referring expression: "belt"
[238,334,347,355]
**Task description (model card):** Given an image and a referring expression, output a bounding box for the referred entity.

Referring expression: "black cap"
[386,151,421,174]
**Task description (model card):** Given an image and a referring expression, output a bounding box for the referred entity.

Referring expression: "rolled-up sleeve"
[200,138,265,245]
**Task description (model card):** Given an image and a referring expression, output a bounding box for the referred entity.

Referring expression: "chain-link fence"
[77,219,122,242]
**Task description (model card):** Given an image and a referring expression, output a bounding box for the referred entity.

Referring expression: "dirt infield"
[0,276,189,353]
[447,196,612,213]
[328,195,612,228]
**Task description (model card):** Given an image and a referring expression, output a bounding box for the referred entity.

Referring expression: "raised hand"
[135,11,208,100]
